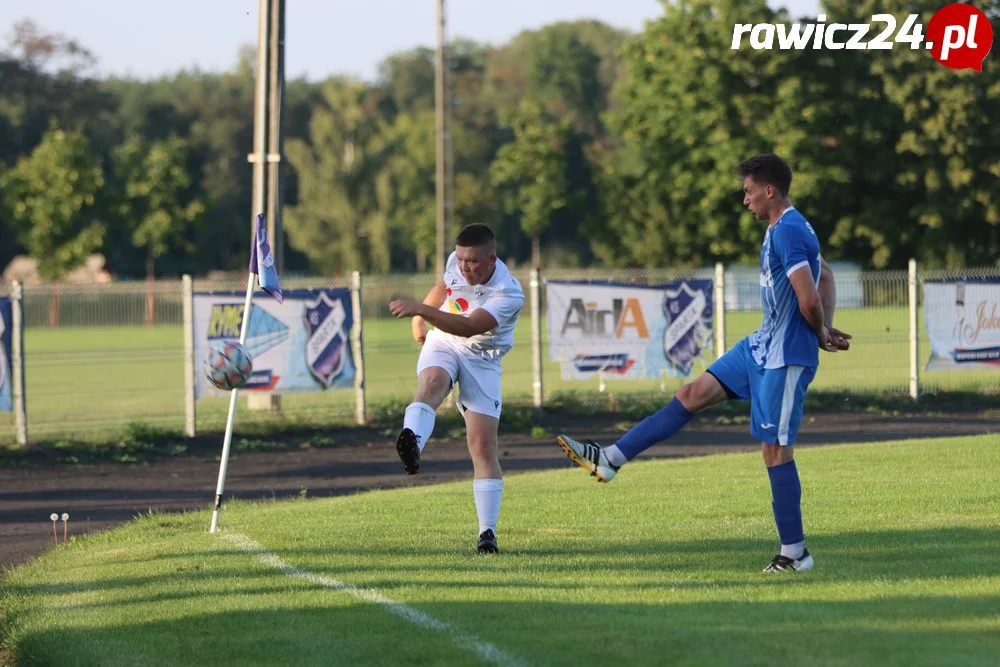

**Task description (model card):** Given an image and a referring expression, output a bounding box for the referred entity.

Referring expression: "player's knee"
[676,382,706,412]
[416,370,450,400]
[761,443,793,467]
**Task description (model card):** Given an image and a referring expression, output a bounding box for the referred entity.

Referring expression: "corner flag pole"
[210,213,283,533]
[209,271,257,533]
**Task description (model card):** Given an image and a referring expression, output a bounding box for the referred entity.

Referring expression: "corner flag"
[249,213,283,303]
[209,213,283,533]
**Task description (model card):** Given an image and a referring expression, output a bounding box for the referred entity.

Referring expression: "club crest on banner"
[303,292,350,387]
[662,281,713,376]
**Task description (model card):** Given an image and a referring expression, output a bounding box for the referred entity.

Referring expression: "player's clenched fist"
[389,298,422,319]
[820,326,851,352]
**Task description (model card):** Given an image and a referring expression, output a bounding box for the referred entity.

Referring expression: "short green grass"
[3,435,998,666]
[4,306,998,443]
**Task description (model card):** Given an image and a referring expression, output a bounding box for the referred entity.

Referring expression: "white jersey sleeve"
[480,285,524,329]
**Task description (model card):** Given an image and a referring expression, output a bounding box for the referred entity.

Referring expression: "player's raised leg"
[464,408,503,553]
[558,340,747,482]
[397,364,453,475]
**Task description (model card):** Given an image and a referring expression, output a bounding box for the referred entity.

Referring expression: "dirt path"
[1,411,996,573]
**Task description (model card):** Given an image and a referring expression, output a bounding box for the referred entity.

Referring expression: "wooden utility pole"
[434,0,452,276]
[266,0,285,274]
[247,0,285,412]
[250,0,285,274]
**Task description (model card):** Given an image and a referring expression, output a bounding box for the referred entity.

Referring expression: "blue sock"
[768,460,804,546]
[614,398,694,461]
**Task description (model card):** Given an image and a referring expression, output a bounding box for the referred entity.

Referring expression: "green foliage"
[490,100,574,266]
[822,0,1000,268]
[284,80,392,274]
[0,123,105,279]
[0,13,998,275]
[524,25,603,129]
[596,0,793,268]
[113,133,205,276]
[594,0,1000,270]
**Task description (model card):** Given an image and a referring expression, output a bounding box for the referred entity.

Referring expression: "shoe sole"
[395,430,420,475]
[477,543,499,554]
[556,435,610,483]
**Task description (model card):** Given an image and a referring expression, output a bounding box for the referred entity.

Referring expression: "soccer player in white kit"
[389,223,525,554]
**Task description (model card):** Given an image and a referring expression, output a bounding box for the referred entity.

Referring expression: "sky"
[1,0,822,82]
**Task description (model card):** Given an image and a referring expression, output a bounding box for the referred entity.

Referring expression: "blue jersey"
[749,207,821,370]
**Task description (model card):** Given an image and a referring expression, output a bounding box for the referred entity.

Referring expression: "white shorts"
[416,329,503,419]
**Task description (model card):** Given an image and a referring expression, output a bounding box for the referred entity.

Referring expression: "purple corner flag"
[249,213,283,303]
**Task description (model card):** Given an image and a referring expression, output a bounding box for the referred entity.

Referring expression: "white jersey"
[437,252,524,361]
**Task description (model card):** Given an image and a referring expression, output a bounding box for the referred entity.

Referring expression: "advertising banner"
[924,279,1000,370]
[546,280,714,380]
[0,298,11,412]
[193,289,355,398]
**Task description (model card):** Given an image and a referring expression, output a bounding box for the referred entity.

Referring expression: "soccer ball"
[204,341,253,390]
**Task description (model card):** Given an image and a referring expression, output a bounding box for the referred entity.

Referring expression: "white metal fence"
[2,261,998,444]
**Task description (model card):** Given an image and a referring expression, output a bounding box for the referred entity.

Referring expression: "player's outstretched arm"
[418,307,498,338]
[389,296,499,339]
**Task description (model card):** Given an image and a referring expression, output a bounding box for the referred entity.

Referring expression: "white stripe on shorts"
[777,366,804,445]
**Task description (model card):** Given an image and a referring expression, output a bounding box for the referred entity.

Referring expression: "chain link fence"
[2,262,998,444]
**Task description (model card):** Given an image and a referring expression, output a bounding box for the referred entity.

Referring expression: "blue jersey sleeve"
[772,222,819,277]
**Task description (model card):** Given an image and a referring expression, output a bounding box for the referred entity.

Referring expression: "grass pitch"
[2,435,998,666]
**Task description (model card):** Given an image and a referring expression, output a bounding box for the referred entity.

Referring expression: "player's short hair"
[455,223,496,251]
[738,153,792,197]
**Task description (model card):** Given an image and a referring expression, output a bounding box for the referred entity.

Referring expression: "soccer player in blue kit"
[557,153,851,572]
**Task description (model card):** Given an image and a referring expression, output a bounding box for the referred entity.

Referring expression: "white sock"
[780,541,806,560]
[473,478,504,534]
[604,445,627,468]
[403,402,436,452]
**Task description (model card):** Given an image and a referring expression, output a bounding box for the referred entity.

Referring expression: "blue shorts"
[706,337,816,446]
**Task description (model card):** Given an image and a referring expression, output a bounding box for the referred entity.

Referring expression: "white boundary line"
[223,533,525,667]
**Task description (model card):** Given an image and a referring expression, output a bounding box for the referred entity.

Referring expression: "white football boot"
[556,434,620,483]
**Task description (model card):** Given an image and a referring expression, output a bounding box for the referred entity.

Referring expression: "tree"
[485,21,628,132]
[284,80,390,274]
[0,21,116,157]
[753,12,905,268]
[377,47,436,115]
[114,134,205,277]
[0,21,115,269]
[524,26,603,131]
[1,123,105,324]
[379,111,437,270]
[596,0,798,268]
[821,0,1000,267]
[113,133,205,323]
[490,101,573,268]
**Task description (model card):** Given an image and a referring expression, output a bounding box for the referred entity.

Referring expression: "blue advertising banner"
[193,288,355,399]
[0,298,11,412]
